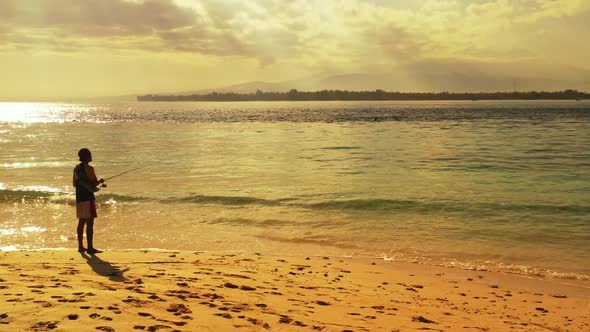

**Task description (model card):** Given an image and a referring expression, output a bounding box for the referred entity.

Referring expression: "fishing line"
[100,164,152,188]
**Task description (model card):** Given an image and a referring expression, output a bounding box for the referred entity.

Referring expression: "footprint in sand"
[167,303,192,316]
[164,289,190,300]
[215,313,232,319]
[200,301,217,308]
[0,313,9,325]
[224,282,239,289]
[241,316,270,329]
[107,305,122,314]
[32,321,58,330]
[148,294,166,302]
[95,326,115,332]
[167,320,187,326]
[33,300,53,308]
[122,296,146,306]
[412,315,436,324]
[89,313,113,321]
[28,285,45,289]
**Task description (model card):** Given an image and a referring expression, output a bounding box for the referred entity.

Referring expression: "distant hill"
[175,81,296,95]
[74,61,590,101]
[138,89,589,102]
[137,67,590,99]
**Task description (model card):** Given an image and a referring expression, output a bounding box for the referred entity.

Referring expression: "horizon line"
[137,89,588,102]
[1,89,588,103]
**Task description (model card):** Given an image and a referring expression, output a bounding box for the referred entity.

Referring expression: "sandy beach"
[0,250,588,331]
[2,0,590,330]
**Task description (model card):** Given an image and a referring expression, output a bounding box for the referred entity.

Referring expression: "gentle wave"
[161,194,292,206]
[2,188,588,216]
[431,259,590,281]
[0,189,147,204]
[304,199,590,215]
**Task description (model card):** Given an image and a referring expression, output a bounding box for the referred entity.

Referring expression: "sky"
[1,0,589,100]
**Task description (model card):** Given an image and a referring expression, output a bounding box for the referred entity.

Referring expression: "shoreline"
[2,244,589,284]
[1,250,588,331]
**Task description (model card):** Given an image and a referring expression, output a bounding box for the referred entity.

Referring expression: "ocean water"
[1,100,589,280]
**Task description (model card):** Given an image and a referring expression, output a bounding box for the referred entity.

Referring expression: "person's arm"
[86,165,104,187]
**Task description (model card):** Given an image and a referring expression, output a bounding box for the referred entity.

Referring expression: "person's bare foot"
[87,248,102,254]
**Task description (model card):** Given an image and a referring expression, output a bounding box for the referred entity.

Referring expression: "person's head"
[78,148,92,163]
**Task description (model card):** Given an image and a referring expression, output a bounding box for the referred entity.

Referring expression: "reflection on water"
[1,100,590,123]
[2,161,68,168]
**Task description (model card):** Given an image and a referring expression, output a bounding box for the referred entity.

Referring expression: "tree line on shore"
[137,89,588,102]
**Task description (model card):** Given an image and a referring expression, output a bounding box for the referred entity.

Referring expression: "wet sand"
[0,250,588,331]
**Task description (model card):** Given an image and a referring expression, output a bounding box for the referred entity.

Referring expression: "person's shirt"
[73,163,98,202]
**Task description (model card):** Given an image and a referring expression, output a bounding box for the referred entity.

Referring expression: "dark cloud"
[0,1,16,19]
[201,1,249,25]
[0,1,463,67]
[157,26,250,56]
[1,0,196,35]
[0,0,334,66]
[366,23,436,61]
[0,0,281,61]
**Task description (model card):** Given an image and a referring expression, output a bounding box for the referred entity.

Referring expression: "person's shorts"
[76,200,97,219]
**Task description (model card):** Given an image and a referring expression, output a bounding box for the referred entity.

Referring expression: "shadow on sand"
[80,252,129,282]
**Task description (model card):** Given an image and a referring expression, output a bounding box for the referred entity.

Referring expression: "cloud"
[157,26,249,56]
[0,0,308,63]
[0,0,250,56]
[2,0,590,100]
[1,0,589,70]
[1,0,196,35]
[518,0,590,23]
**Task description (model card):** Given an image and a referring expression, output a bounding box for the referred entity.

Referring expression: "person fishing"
[73,148,104,254]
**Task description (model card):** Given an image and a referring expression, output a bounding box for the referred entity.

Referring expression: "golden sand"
[0,250,588,331]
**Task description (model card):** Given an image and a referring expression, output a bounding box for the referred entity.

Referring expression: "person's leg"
[86,218,94,250]
[77,219,86,252]
[86,218,102,254]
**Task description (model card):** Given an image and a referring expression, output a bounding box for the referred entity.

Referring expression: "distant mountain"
[78,60,590,101]
[139,89,589,102]
[158,66,590,96]
[66,94,138,102]
[160,81,297,95]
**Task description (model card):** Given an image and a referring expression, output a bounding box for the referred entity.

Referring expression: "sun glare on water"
[0,102,93,123]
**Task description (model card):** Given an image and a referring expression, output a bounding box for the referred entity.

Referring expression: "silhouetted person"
[73,148,104,254]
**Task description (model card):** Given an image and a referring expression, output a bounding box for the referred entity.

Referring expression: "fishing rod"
[99,164,151,188]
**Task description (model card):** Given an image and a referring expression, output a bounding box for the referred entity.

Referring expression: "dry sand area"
[0,250,588,331]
